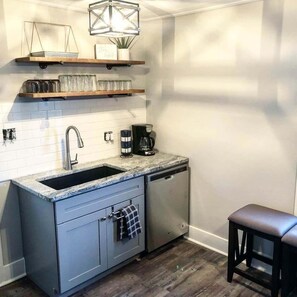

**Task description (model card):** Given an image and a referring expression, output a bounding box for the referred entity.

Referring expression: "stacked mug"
[120,130,132,158]
[24,79,60,93]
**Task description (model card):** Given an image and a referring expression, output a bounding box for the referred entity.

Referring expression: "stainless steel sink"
[39,165,125,190]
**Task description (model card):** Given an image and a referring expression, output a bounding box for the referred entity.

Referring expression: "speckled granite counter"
[13,152,188,202]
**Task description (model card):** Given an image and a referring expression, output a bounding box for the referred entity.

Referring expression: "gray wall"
[0,181,25,285]
[144,0,297,252]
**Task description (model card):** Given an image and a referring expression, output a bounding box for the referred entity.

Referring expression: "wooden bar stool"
[227,204,297,297]
[281,225,297,297]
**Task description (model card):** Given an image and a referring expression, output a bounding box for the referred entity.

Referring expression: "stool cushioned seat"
[228,204,297,237]
[282,225,297,247]
[227,204,297,297]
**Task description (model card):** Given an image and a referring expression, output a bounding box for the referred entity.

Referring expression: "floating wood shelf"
[18,89,145,100]
[15,57,145,69]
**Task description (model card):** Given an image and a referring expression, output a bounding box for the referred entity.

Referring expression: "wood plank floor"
[1,238,296,297]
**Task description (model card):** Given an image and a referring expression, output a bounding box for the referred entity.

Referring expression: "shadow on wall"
[145,0,297,258]
[0,181,23,266]
[147,0,297,164]
[0,0,7,94]
[147,0,297,111]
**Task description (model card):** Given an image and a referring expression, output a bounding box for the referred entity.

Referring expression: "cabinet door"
[107,195,145,268]
[57,209,107,293]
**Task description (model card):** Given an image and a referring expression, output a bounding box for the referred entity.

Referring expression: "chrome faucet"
[64,126,84,170]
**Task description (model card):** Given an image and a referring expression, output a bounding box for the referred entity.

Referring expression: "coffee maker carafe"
[132,124,155,156]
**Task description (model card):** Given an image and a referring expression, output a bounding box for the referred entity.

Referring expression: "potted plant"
[109,36,136,60]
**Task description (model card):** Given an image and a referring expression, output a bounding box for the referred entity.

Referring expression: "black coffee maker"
[132,124,155,156]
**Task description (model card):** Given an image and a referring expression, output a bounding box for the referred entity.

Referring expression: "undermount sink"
[39,165,125,190]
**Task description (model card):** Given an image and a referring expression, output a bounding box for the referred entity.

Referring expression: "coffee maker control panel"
[144,150,155,156]
[146,125,152,133]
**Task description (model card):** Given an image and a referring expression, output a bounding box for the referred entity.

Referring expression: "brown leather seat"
[227,204,297,297]
[228,204,297,237]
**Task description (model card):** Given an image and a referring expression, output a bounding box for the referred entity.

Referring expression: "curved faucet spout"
[65,126,84,170]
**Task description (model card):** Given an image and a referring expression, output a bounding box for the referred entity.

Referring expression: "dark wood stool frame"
[227,221,282,297]
[281,243,297,297]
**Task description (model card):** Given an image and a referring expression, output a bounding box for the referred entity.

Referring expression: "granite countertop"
[13,152,188,202]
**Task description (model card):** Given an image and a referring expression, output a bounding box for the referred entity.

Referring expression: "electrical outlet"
[3,128,16,143]
[104,131,113,142]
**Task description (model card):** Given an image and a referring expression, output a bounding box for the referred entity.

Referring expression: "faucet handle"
[71,154,78,166]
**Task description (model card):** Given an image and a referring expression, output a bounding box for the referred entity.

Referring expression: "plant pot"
[118,48,130,60]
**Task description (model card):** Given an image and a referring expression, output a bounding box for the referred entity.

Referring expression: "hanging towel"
[119,204,142,240]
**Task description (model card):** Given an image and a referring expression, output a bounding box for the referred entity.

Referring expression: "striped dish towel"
[119,204,142,240]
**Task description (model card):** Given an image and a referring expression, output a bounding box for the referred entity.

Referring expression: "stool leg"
[271,239,281,297]
[282,244,290,297]
[246,233,253,267]
[281,244,297,297]
[227,222,237,282]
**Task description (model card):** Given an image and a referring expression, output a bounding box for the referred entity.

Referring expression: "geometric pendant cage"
[89,0,140,37]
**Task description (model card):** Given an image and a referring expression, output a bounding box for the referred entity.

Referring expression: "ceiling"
[21,0,258,21]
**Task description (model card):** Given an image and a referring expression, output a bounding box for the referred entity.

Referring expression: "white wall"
[0,0,146,181]
[144,0,297,252]
[0,0,146,285]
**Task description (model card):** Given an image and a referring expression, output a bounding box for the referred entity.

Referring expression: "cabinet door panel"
[107,195,145,268]
[57,209,107,293]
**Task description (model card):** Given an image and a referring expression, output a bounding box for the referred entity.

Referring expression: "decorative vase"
[118,48,130,60]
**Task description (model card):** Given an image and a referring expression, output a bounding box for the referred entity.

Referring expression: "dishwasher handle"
[146,164,188,182]
[164,175,174,181]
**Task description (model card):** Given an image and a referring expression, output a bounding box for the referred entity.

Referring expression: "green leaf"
[109,36,137,49]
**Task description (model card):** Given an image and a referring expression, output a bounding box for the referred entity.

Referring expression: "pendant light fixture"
[89,0,140,37]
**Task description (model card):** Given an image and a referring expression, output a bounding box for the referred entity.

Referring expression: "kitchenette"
[1,0,297,296]
[13,152,189,297]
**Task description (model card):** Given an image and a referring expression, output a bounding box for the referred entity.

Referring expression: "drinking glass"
[113,80,120,91]
[59,75,68,92]
[88,75,97,91]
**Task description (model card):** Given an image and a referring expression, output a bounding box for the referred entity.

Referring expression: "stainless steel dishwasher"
[146,163,189,252]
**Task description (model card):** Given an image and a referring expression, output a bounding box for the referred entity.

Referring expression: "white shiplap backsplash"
[0,96,146,182]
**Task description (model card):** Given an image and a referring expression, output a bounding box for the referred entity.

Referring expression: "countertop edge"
[13,153,189,202]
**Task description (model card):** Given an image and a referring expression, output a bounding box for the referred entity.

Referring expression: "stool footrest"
[234,267,272,290]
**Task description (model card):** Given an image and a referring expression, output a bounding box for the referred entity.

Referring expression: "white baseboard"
[185,225,228,256]
[186,225,272,274]
[0,258,26,287]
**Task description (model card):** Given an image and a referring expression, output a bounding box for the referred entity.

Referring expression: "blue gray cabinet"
[107,195,144,268]
[18,176,145,297]
[57,209,108,293]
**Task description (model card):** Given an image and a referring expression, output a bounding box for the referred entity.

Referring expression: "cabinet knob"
[100,217,107,221]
